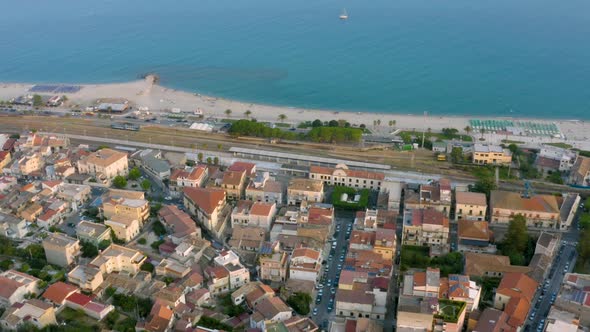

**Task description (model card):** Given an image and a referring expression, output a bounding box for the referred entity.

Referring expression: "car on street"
[312,308,318,316]
[327,305,333,312]
[67,223,75,228]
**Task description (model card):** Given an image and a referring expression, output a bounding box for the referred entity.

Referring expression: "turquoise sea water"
[1,0,590,119]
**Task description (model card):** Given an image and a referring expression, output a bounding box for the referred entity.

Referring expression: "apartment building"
[77,148,128,181]
[455,191,487,221]
[490,190,560,228]
[260,252,288,283]
[67,265,104,293]
[472,144,512,166]
[42,232,80,267]
[0,212,28,239]
[183,187,228,238]
[309,163,385,190]
[101,189,149,223]
[89,244,146,276]
[493,273,538,331]
[289,248,322,282]
[158,204,200,244]
[439,274,482,312]
[169,165,208,196]
[221,169,247,200]
[0,151,11,173]
[104,215,141,242]
[231,200,277,231]
[245,172,284,205]
[76,220,111,245]
[18,153,43,175]
[539,145,578,172]
[402,268,441,298]
[457,220,495,254]
[213,250,250,290]
[404,179,452,217]
[402,209,450,255]
[287,178,324,205]
[568,156,590,186]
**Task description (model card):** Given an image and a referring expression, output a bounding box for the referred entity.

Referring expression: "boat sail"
[339,8,349,20]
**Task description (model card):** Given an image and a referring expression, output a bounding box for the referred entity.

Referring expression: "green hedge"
[332,186,369,210]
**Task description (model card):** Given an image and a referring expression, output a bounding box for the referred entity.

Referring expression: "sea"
[1,0,590,119]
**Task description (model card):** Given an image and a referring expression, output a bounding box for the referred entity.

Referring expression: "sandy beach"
[1,78,589,149]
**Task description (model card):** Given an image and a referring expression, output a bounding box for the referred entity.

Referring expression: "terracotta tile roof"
[572,156,590,178]
[183,187,226,215]
[464,252,531,277]
[146,302,174,332]
[456,192,487,206]
[250,202,275,216]
[228,162,256,177]
[497,272,538,302]
[412,209,448,227]
[535,156,561,169]
[491,190,560,214]
[158,205,198,238]
[350,231,376,246]
[222,170,246,186]
[505,296,530,329]
[254,296,291,319]
[292,248,320,261]
[0,277,24,300]
[306,206,333,225]
[309,166,333,175]
[42,282,78,304]
[206,265,229,279]
[0,151,9,162]
[65,292,92,306]
[81,148,127,167]
[458,220,491,241]
[336,289,374,305]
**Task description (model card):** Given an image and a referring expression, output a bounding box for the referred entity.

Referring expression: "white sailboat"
[339,8,349,20]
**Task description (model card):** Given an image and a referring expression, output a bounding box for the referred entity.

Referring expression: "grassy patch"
[501,139,524,144]
[545,142,573,149]
[435,299,467,323]
[400,245,463,277]
[274,122,291,128]
[332,186,370,210]
[220,118,237,123]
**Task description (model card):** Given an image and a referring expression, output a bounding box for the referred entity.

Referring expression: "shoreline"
[0,79,589,149]
[0,79,587,124]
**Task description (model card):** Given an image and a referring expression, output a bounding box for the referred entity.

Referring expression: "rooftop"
[456,191,487,206]
[183,187,226,215]
[43,232,79,247]
[288,178,324,192]
[81,148,127,167]
[490,190,560,214]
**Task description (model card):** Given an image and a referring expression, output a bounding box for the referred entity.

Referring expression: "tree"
[80,241,99,258]
[32,94,43,107]
[377,119,381,126]
[206,157,212,164]
[450,147,464,164]
[152,220,167,237]
[128,167,141,181]
[113,175,127,189]
[480,128,486,139]
[441,128,458,138]
[140,262,154,273]
[244,110,252,119]
[138,238,147,245]
[312,119,323,127]
[287,292,312,315]
[500,215,530,265]
[197,152,203,162]
[213,156,219,165]
[400,132,412,144]
[472,173,496,196]
[547,171,564,184]
[278,114,287,123]
[140,179,151,191]
[225,109,232,117]
[328,120,339,127]
[217,143,223,150]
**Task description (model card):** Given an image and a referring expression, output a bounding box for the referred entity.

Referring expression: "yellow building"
[490,190,560,228]
[42,233,80,268]
[89,244,146,276]
[0,151,11,174]
[455,191,487,221]
[287,178,324,205]
[18,153,43,175]
[473,144,512,166]
[309,163,385,190]
[77,148,128,181]
[105,215,141,242]
[101,189,149,223]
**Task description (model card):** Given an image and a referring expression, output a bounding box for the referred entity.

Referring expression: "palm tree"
[244,110,252,119]
[376,119,381,126]
[278,114,287,123]
[464,126,472,135]
[480,128,485,139]
[225,109,232,118]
